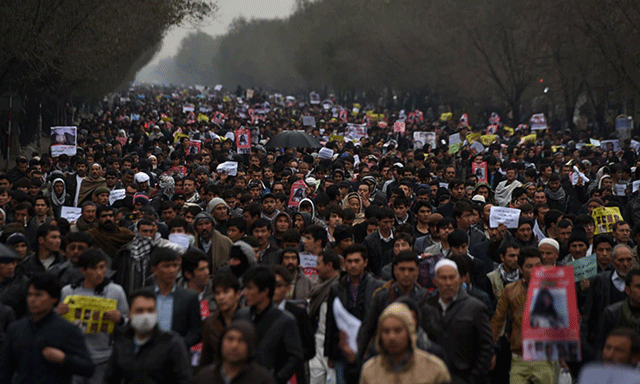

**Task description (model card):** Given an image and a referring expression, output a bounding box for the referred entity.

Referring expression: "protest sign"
[170,166,188,177]
[570,166,589,186]
[62,295,118,334]
[235,129,251,154]
[522,266,580,362]
[533,221,546,242]
[470,141,485,154]
[329,134,345,142]
[288,180,307,208]
[214,84,223,91]
[480,134,497,146]
[50,126,77,157]
[489,112,501,125]
[633,180,640,193]
[614,183,626,197]
[116,137,127,147]
[413,131,436,150]
[448,133,462,154]
[393,121,406,134]
[318,147,334,160]
[130,114,140,121]
[333,298,361,353]
[632,140,640,152]
[592,206,623,234]
[466,132,482,143]
[486,124,498,135]
[109,189,126,205]
[576,364,640,384]
[182,103,195,113]
[472,161,488,183]
[60,207,82,222]
[246,89,254,99]
[601,139,620,152]
[339,109,348,123]
[302,116,316,127]
[489,206,521,229]
[616,115,633,142]
[566,254,598,282]
[188,140,201,155]
[216,161,238,176]
[346,124,367,141]
[309,92,320,105]
[530,113,548,130]
[439,182,449,189]
[589,138,600,147]
[300,252,318,283]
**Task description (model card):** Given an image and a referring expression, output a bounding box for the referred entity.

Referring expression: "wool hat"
[193,211,215,227]
[133,192,149,206]
[93,186,110,196]
[207,197,229,213]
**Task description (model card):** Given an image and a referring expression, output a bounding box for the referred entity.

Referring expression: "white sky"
[148,0,297,65]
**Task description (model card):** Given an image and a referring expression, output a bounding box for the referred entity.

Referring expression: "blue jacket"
[0,311,94,384]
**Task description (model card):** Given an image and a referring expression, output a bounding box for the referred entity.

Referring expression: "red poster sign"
[236,128,251,154]
[188,140,201,155]
[522,266,581,362]
[472,161,488,183]
[288,180,307,208]
[393,121,406,134]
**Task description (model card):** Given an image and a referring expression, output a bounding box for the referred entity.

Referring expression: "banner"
[592,206,623,234]
[472,161,488,183]
[288,180,307,208]
[522,266,581,362]
[62,295,118,334]
[50,126,77,157]
[188,140,202,155]
[346,124,367,141]
[414,131,436,150]
[235,129,251,154]
[182,103,195,113]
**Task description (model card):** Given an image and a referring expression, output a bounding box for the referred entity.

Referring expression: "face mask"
[130,313,157,333]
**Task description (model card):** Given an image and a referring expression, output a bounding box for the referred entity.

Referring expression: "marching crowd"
[1,86,640,384]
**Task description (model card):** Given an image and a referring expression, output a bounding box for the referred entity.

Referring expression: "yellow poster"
[521,133,537,144]
[466,132,481,143]
[330,135,345,143]
[197,113,209,123]
[440,112,453,122]
[592,207,623,234]
[62,295,118,334]
[174,132,189,143]
[480,134,497,146]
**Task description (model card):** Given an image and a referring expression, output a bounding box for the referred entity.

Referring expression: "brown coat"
[359,349,450,384]
[198,310,227,369]
[491,279,527,354]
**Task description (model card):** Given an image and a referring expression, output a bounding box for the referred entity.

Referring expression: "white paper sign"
[216,161,238,176]
[318,147,334,160]
[489,206,522,229]
[214,84,223,91]
[614,183,627,196]
[631,140,640,152]
[109,189,126,206]
[589,138,600,147]
[60,206,82,222]
[333,297,361,354]
[449,133,462,145]
[471,141,485,153]
[50,126,77,157]
[439,182,449,190]
[577,363,640,384]
[182,104,195,113]
[168,233,191,251]
[633,180,640,193]
[533,220,546,242]
[302,116,316,127]
[571,166,589,186]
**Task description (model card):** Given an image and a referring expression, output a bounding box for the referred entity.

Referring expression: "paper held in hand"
[489,206,521,229]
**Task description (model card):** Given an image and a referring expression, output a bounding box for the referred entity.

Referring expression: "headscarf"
[158,174,175,197]
[51,178,67,207]
[342,192,365,225]
[375,302,417,356]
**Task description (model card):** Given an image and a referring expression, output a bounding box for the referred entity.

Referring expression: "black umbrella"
[265,131,321,149]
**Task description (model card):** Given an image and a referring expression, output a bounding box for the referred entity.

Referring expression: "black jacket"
[324,272,383,361]
[18,252,67,279]
[105,326,191,384]
[0,311,95,384]
[363,231,394,276]
[596,300,638,354]
[283,301,315,384]
[194,362,276,384]
[234,304,303,384]
[0,272,29,318]
[420,288,494,384]
[169,286,202,348]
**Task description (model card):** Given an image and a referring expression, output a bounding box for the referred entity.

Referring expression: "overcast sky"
[149,0,297,65]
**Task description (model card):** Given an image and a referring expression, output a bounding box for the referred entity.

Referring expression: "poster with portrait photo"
[236,128,251,154]
[522,266,581,361]
[288,180,307,208]
[188,140,202,155]
[472,161,488,183]
[50,126,77,156]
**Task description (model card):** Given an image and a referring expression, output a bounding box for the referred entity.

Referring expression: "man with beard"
[279,248,313,300]
[193,212,233,273]
[77,163,106,207]
[87,206,134,257]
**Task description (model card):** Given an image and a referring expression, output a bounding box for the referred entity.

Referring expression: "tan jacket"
[491,279,527,354]
[486,270,506,302]
[359,349,450,384]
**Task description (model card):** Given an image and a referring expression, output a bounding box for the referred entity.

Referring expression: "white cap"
[434,259,458,274]
[538,238,560,252]
[305,177,317,187]
[134,172,150,184]
[471,195,486,203]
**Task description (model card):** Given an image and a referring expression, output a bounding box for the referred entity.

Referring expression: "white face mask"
[130,313,157,333]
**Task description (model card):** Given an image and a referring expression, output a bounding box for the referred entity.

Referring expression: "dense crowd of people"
[0,85,640,384]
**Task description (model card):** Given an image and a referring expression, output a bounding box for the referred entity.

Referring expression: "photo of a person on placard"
[529,288,567,328]
[239,134,248,146]
[292,187,305,202]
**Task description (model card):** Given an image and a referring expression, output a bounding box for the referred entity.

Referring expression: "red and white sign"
[288,180,307,208]
[472,161,488,183]
[522,266,581,362]
[236,128,251,154]
[530,113,548,131]
[188,140,201,155]
[393,121,406,134]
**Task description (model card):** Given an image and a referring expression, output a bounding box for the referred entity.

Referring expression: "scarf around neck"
[544,185,566,202]
[498,263,520,284]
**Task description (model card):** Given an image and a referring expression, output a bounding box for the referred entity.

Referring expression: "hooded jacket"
[342,192,365,225]
[194,320,275,384]
[299,198,326,228]
[359,303,450,384]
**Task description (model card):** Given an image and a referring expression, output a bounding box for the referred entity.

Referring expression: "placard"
[601,139,620,152]
[489,206,521,228]
[246,89,254,99]
[50,126,77,157]
[214,84,223,91]
[318,147,334,160]
[300,252,318,283]
[188,140,201,155]
[448,133,462,154]
[530,113,548,131]
[522,266,580,362]
[62,295,118,334]
[60,206,82,222]
[592,206,623,234]
[309,92,320,105]
[566,254,598,282]
[302,116,316,127]
[616,115,633,142]
[346,123,367,141]
[393,121,406,134]
[571,166,589,186]
[109,189,126,205]
[472,161,488,183]
[182,103,195,113]
[236,128,251,154]
[614,183,627,197]
[216,161,238,177]
[288,180,307,208]
[470,141,485,154]
[413,131,436,150]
